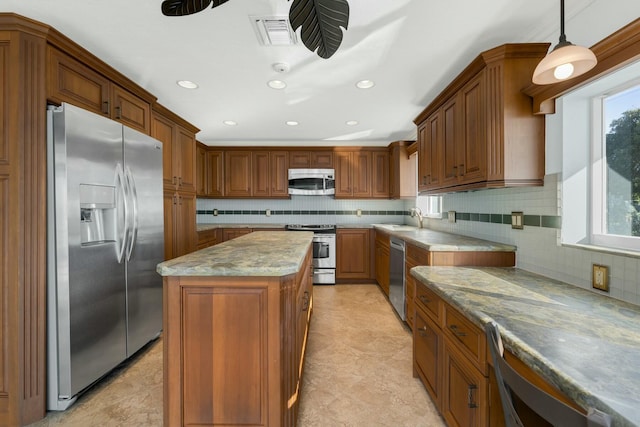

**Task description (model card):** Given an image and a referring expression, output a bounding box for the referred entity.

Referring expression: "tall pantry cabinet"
[0,13,200,425]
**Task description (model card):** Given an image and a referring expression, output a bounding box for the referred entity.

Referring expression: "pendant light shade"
[532,0,597,85]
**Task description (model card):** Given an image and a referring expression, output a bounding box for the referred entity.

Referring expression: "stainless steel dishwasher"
[389,237,406,320]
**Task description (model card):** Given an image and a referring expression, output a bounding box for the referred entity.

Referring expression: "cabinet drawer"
[444,304,487,374]
[407,243,429,265]
[415,281,443,325]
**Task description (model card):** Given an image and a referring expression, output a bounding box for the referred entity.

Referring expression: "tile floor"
[29,284,445,427]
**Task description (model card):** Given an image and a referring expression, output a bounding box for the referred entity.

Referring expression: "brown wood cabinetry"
[289,150,333,168]
[414,43,549,194]
[196,143,206,195]
[253,151,289,198]
[405,243,430,330]
[335,150,389,199]
[389,141,417,199]
[164,192,197,260]
[374,231,390,296]
[414,307,443,408]
[223,228,253,241]
[47,46,151,134]
[372,150,390,198]
[336,228,371,280]
[224,150,252,197]
[196,144,224,197]
[197,228,222,250]
[162,246,313,426]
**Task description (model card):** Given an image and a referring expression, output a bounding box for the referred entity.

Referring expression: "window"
[416,194,442,218]
[592,82,640,251]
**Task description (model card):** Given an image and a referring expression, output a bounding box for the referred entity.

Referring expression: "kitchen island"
[157,231,314,427]
[411,266,640,427]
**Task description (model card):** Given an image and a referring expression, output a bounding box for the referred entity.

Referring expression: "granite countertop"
[197,223,287,231]
[411,266,640,427]
[157,231,313,277]
[373,224,516,252]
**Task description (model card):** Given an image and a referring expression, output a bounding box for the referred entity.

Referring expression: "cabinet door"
[252,151,271,198]
[336,229,370,279]
[206,150,224,197]
[442,340,488,427]
[223,228,253,241]
[175,192,197,258]
[152,113,177,189]
[163,191,176,260]
[442,97,459,187]
[460,72,486,183]
[271,151,289,197]
[111,85,150,134]
[371,151,389,198]
[176,127,196,193]
[310,151,334,168]
[196,145,206,196]
[417,123,436,192]
[47,46,110,116]
[334,152,352,197]
[224,151,252,197]
[289,151,310,168]
[426,111,442,189]
[414,308,443,407]
[352,151,372,198]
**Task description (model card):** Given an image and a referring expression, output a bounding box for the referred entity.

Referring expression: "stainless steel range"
[286,224,336,284]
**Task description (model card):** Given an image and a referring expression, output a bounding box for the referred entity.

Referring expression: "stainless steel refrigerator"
[46,103,164,410]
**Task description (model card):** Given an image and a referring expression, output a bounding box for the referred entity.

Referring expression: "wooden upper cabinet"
[205,150,224,197]
[224,151,252,197]
[110,85,150,134]
[152,109,196,193]
[196,144,206,196]
[335,150,377,198]
[251,151,289,198]
[372,150,390,198]
[414,43,548,194]
[252,151,271,198]
[47,46,150,134]
[270,151,289,197]
[352,151,371,198]
[389,141,417,199]
[289,150,333,168]
[47,46,109,115]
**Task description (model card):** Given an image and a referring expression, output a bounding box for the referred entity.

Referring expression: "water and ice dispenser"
[79,184,116,245]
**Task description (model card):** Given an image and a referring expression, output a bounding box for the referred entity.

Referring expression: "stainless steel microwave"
[288,168,335,196]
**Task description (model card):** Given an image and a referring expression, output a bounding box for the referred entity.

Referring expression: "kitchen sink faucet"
[411,207,424,228]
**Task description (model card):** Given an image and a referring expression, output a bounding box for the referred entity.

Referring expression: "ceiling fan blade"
[289,0,349,59]
[162,0,230,16]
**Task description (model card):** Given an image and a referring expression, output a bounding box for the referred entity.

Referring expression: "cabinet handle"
[115,105,122,119]
[418,295,431,304]
[418,325,428,337]
[178,176,183,187]
[467,384,478,408]
[173,176,178,185]
[173,195,177,205]
[459,164,465,176]
[178,195,183,205]
[102,101,109,115]
[449,324,467,337]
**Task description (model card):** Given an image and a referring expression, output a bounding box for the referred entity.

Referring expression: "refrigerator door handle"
[124,166,138,261]
[115,163,129,263]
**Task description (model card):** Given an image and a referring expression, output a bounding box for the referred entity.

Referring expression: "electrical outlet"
[592,264,609,292]
[511,211,523,229]
[266,209,271,217]
[448,211,456,223]
[356,209,362,217]
[213,209,218,217]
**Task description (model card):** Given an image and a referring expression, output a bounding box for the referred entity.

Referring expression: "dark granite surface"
[411,266,640,427]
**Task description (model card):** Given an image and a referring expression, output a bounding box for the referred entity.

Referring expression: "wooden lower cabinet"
[223,228,253,242]
[197,228,222,250]
[374,231,390,295]
[163,248,313,426]
[413,308,443,407]
[336,228,371,280]
[163,191,196,260]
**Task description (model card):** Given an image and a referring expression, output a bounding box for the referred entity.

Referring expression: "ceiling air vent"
[250,16,298,46]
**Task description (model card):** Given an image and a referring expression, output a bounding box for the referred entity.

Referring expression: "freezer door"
[49,103,127,404]
[123,126,164,356]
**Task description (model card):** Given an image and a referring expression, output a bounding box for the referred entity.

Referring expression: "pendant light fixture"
[532,0,597,85]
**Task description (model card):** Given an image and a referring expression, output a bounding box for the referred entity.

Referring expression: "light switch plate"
[448,211,456,223]
[213,209,218,217]
[511,211,523,229]
[356,209,362,217]
[265,209,271,217]
[592,264,609,292]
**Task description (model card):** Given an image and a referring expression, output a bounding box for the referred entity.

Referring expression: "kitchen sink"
[379,224,418,231]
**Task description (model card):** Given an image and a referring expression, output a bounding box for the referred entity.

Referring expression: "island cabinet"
[414,43,549,194]
[159,233,314,427]
[374,231,390,296]
[336,228,372,281]
[47,46,152,134]
[289,149,334,168]
[405,243,430,330]
[414,281,488,427]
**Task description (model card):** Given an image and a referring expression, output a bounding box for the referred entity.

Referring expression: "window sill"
[561,242,640,259]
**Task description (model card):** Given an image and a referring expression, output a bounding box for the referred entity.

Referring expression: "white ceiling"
[3,0,639,146]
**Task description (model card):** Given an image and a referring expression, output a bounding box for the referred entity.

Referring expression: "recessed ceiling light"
[268,80,287,89]
[346,120,359,126]
[356,80,375,89]
[285,121,299,126]
[223,120,237,126]
[177,80,199,89]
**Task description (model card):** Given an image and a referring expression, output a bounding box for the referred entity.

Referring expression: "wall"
[412,174,640,306]
[197,196,406,226]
